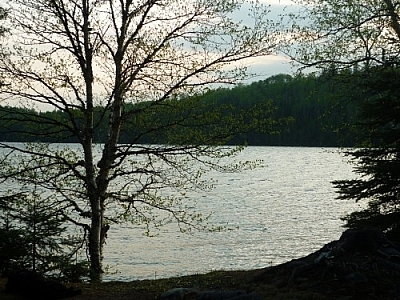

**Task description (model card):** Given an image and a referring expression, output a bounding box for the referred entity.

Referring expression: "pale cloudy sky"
[0,0,301,85]
[0,0,301,111]
[240,0,301,82]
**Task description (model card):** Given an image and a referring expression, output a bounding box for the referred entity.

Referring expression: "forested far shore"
[0,72,358,147]
[2,0,400,288]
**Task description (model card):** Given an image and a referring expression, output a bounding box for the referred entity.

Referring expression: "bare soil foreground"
[1,228,400,300]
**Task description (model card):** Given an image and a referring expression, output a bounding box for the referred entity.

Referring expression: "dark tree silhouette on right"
[333,66,400,241]
[289,0,400,240]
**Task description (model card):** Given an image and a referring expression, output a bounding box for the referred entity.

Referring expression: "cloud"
[241,0,302,81]
[240,55,294,83]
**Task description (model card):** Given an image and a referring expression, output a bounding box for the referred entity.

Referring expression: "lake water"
[102,146,361,282]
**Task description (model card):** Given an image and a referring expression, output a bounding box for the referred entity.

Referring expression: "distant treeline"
[0,72,359,147]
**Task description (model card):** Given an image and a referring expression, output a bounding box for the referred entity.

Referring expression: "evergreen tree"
[0,195,30,275]
[290,0,400,238]
[333,66,400,241]
[0,190,88,280]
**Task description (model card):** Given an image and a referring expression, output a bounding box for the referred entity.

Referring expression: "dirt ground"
[0,268,333,300]
[1,263,397,300]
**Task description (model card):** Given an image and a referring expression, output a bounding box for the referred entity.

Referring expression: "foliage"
[0,72,359,147]
[0,227,29,274]
[0,189,88,281]
[290,0,400,238]
[289,0,400,71]
[333,66,400,240]
[0,5,8,89]
[0,6,7,38]
[0,0,280,281]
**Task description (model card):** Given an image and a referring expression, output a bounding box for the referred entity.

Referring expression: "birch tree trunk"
[0,0,279,282]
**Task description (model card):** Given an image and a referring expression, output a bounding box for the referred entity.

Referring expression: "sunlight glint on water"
[103,147,360,281]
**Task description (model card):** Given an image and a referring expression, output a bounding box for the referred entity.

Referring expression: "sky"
[0,0,302,98]
[0,0,301,83]
[0,0,303,111]
[240,0,301,82]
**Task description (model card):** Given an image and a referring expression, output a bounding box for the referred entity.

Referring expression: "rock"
[6,270,81,300]
[252,227,400,299]
[345,272,368,284]
[197,289,247,300]
[160,288,197,299]
[377,245,400,260]
[228,293,263,300]
[289,261,324,283]
[160,288,262,300]
[335,227,392,254]
[314,251,331,263]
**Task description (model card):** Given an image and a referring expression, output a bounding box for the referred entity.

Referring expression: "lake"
[102,146,360,281]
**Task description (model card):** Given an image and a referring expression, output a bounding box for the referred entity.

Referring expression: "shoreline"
[2,228,400,299]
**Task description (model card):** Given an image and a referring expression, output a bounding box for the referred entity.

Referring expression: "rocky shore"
[2,227,400,300]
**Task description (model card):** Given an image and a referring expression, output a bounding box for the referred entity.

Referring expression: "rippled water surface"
[103,147,360,281]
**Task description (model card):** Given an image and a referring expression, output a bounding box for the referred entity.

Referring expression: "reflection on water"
[103,147,360,281]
